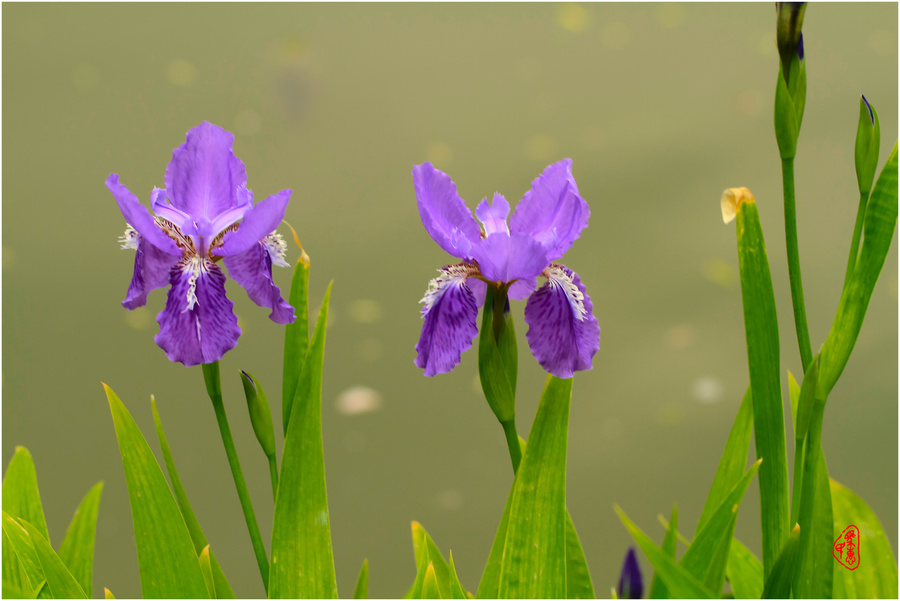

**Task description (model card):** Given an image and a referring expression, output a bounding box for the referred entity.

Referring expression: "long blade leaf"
[649,505,678,599]
[727,538,764,599]
[3,447,50,596]
[762,524,801,598]
[20,519,87,599]
[353,559,369,599]
[2,512,46,596]
[58,482,103,597]
[282,246,311,435]
[565,511,595,599]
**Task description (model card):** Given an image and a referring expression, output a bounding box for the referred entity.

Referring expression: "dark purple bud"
[797,33,804,60]
[862,94,874,125]
[618,547,643,599]
[776,2,807,81]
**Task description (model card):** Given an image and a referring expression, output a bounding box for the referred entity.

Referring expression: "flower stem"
[201,361,270,594]
[781,158,814,372]
[843,191,869,292]
[501,419,522,474]
[268,455,279,503]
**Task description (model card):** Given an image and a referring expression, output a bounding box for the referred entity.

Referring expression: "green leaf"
[762,524,801,598]
[282,245,311,435]
[649,505,678,599]
[498,375,571,599]
[2,513,46,596]
[680,459,761,594]
[448,552,469,600]
[423,563,442,599]
[103,587,115,599]
[3,447,50,597]
[199,546,215,598]
[104,384,210,598]
[727,539,764,599]
[565,512,595,599]
[819,143,898,398]
[831,479,899,598]
[151,398,235,599]
[734,197,791,578]
[353,559,369,599]
[787,371,800,440]
[19,519,87,599]
[269,283,338,599]
[2,581,29,599]
[475,480,514,599]
[478,286,518,424]
[615,506,714,598]
[793,355,819,443]
[57,482,102,597]
[697,387,753,533]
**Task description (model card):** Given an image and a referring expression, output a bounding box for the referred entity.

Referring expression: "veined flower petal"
[164,121,253,227]
[415,264,479,376]
[107,174,182,256]
[155,257,240,366]
[121,227,179,309]
[413,163,482,259]
[524,264,599,378]
[223,237,295,324]
[509,159,589,261]
[219,189,292,256]
[475,193,511,236]
[470,232,548,284]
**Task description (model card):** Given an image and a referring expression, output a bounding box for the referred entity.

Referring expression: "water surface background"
[3,3,897,598]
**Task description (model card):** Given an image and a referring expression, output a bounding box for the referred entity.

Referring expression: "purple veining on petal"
[415,265,479,376]
[122,230,179,309]
[155,257,240,366]
[475,193,511,236]
[219,189,292,256]
[223,240,295,324]
[470,232,549,284]
[524,265,599,378]
[164,122,253,228]
[413,163,482,259]
[107,174,182,256]
[509,159,590,261]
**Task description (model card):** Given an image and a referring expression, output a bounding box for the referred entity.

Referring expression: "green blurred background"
[3,3,897,598]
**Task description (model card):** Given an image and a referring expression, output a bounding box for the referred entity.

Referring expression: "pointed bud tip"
[862,95,874,125]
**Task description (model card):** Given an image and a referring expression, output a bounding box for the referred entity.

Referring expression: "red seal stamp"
[833,525,860,570]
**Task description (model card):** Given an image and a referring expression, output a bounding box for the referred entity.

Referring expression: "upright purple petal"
[470,232,548,284]
[524,265,599,378]
[107,174,182,256]
[155,257,240,366]
[223,240,295,324]
[415,265,479,376]
[508,159,590,261]
[617,548,643,600]
[413,163,482,259]
[163,122,252,226]
[219,189,292,256]
[122,230,179,309]
[475,193,510,236]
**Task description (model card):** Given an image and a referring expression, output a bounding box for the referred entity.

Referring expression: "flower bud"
[855,95,881,196]
[478,285,517,424]
[776,3,807,83]
[240,371,277,458]
[617,547,643,599]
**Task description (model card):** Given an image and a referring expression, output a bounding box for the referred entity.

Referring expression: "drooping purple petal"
[219,189,292,256]
[524,265,599,378]
[415,265,479,376]
[155,257,240,366]
[475,193,510,236]
[413,163,482,259]
[508,278,536,301]
[163,122,253,229]
[617,548,643,600]
[467,277,487,307]
[508,159,590,261]
[223,240,295,324]
[122,230,179,309]
[107,174,182,256]
[470,232,548,284]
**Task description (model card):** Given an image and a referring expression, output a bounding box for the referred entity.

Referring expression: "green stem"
[843,191,869,291]
[268,455,279,503]
[789,436,805,527]
[501,419,522,474]
[202,362,270,593]
[781,158,814,372]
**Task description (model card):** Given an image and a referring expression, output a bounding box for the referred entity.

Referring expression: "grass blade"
[727,538,764,599]
[448,552,469,600]
[762,524,801,598]
[649,505,678,599]
[151,398,235,598]
[282,244,310,435]
[565,511,595,599]
[422,563,442,599]
[498,375,571,599]
[819,143,898,397]
[2,512,46,596]
[3,447,50,597]
[104,384,210,598]
[831,479,898,598]
[19,519,86,599]
[57,482,102,597]
[199,546,216,598]
[734,196,790,578]
[353,559,369,599]
[615,506,714,598]
[269,283,338,599]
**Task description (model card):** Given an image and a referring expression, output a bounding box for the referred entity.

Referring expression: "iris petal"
[413,163,482,259]
[155,257,240,366]
[123,233,179,309]
[470,232,548,283]
[475,193,510,236]
[524,265,599,378]
[415,265,479,376]
[219,189,291,256]
[223,241,295,324]
[509,159,589,261]
[107,174,182,256]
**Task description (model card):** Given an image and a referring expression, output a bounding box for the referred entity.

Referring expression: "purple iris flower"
[413,159,600,379]
[108,122,295,366]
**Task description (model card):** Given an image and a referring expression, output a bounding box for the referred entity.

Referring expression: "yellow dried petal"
[721,187,755,224]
